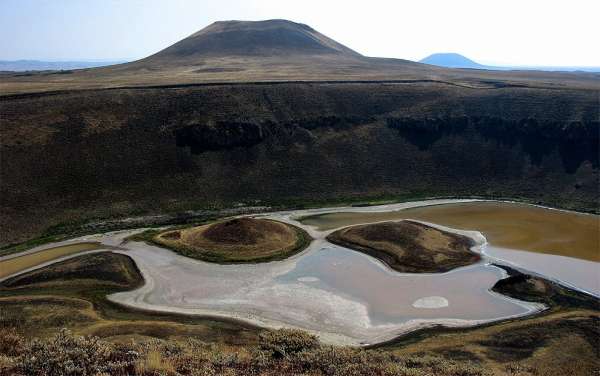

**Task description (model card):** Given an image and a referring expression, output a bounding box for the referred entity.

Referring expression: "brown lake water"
[299,202,600,262]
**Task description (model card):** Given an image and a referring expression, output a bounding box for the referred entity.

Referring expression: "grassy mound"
[327,220,479,273]
[1,251,143,290]
[154,218,311,263]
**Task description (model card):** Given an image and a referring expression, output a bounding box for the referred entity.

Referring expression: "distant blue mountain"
[0,59,127,72]
[419,53,600,72]
[420,53,486,69]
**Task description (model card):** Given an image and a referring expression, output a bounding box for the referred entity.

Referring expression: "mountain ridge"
[1,19,599,96]
[420,53,486,69]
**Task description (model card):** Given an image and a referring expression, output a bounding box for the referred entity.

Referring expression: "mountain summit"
[123,18,430,82]
[145,19,361,61]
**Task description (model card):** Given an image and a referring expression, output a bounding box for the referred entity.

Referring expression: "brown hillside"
[0,20,598,246]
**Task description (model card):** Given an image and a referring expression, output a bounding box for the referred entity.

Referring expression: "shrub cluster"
[0,327,502,376]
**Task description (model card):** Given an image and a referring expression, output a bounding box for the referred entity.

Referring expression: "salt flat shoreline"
[1,198,557,346]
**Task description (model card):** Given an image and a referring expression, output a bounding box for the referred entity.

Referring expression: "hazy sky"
[1,0,598,66]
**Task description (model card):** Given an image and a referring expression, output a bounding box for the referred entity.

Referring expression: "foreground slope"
[1,251,598,375]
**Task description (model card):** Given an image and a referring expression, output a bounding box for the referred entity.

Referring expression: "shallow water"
[299,201,600,296]
[0,242,101,279]
[274,244,528,325]
[110,236,538,344]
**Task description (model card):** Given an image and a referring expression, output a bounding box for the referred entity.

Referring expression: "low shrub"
[259,328,319,358]
[0,327,501,376]
[15,329,137,376]
[0,327,25,356]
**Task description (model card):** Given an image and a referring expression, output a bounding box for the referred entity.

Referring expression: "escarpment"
[1,82,598,245]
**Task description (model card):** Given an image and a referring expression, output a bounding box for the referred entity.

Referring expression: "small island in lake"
[154,217,310,263]
[327,220,479,273]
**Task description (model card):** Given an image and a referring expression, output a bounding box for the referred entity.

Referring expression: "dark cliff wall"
[386,116,599,173]
[1,82,598,245]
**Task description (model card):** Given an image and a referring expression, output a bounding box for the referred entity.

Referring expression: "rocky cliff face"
[386,116,599,173]
[1,82,598,245]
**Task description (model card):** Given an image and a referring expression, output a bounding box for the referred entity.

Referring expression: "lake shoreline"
[2,195,597,259]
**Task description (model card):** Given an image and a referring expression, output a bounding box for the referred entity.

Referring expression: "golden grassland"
[2,51,599,97]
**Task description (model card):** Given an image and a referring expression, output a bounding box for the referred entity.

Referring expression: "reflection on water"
[300,202,600,262]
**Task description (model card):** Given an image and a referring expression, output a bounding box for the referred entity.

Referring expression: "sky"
[1,0,598,66]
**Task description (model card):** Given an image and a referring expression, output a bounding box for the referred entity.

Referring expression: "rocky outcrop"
[176,121,265,154]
